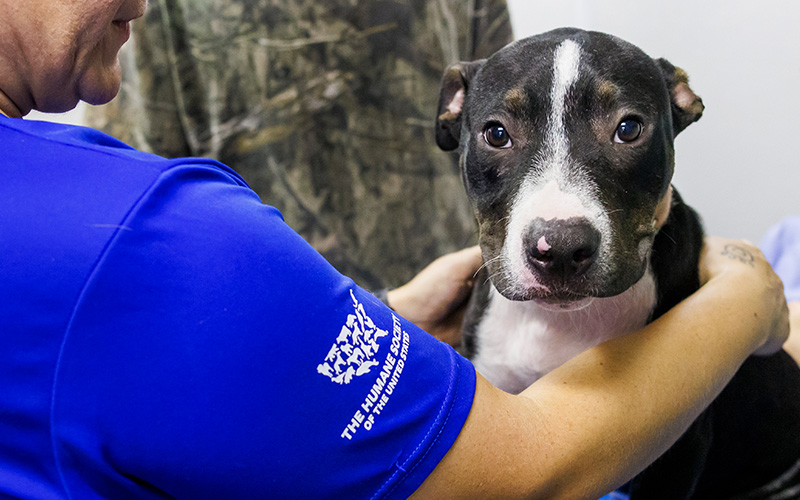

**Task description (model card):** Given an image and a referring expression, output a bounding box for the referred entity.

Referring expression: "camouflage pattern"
[88,0,513,289]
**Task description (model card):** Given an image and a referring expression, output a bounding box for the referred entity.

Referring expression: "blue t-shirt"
[0,116,475,499]
[761,216,800,302]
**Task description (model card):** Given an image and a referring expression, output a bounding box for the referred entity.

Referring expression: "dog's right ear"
[656,58,704,137]
[435,60,486,151]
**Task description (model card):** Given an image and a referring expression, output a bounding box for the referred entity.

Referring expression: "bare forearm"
[520,275,768,498]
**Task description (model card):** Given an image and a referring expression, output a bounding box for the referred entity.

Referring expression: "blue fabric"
[761,216,800,302]
[598,492,630,500]
[0,115,475,499]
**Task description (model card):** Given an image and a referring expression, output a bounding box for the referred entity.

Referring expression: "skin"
[388,246,483,345]
[787,301,800,361]
[0,2,792,498]
[0,0,148,117]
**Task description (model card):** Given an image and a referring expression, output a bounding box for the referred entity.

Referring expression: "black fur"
[650,190,704,321]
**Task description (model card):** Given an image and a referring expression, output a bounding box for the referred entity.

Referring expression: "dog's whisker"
[477,255,503,275]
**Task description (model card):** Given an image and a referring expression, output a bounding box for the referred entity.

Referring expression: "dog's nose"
[523,218,600,280]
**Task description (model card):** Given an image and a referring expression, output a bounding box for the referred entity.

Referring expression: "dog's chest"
[472,270,657,394]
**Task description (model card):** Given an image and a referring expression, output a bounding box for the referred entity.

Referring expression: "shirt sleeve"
[52,161,476,499]
[761,216,800,302]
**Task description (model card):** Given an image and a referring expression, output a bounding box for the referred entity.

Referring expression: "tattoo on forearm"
[722,244,755,267]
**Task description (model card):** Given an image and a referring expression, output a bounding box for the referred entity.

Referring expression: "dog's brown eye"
[484,124,512,149]
[614,119,642,143]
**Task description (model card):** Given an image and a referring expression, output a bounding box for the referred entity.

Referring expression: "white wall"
[507,0,800,242]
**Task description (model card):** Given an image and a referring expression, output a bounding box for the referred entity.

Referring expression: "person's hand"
[786,301,800,363]
[699,236,789,356]
[386,246,482,346]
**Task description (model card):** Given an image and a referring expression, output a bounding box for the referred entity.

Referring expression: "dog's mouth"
[489,258,646,305]
[500,280,599,308]
[532,295,595,312]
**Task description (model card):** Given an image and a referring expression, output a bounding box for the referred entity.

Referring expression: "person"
[0,1,790,499]
[762,216,800,361]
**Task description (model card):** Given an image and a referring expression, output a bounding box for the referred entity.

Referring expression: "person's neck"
[0,88,22,118]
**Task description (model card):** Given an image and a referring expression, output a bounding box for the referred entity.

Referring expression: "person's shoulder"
[3,116,150,161]
[761,216,800,302]
[762,216,800,261]
[1,116,247,185]
[0,115,261,315]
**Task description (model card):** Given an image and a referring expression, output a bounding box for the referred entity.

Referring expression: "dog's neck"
[472,268,657,394]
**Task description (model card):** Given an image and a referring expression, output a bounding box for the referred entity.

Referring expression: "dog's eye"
[484,124,512,149]
[614,119,643,143]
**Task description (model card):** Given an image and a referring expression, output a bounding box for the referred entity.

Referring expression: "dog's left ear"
[656,58,705,136]
[435,60,486,151]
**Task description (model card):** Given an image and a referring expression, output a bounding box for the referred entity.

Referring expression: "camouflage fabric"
[88,0,513,289]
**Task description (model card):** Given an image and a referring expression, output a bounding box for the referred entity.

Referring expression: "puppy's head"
[436,29,703,308]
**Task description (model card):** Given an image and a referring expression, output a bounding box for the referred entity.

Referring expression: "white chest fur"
[472,270,657,394]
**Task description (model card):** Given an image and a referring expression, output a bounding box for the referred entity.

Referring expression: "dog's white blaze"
[518,180,589,220]
[473,268,657,394]
[547,39,581,166]
[501,39,613,294]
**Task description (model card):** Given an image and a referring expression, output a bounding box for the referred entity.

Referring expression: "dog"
[435,28,800,499]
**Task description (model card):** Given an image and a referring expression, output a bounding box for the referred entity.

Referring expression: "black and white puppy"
[436,28,800,499]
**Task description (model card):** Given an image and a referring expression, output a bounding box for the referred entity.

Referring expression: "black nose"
[523,217,600,280]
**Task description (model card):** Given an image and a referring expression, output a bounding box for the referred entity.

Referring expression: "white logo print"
[317,290,389,384]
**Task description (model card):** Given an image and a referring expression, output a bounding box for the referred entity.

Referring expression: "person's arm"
[56,165,482,499]
[787,301,800,363]
[411,236,789,500]
[386,246,482,346]
[758,216,800,363]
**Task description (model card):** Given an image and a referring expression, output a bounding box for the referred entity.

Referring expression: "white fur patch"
[548,39,581,166]
[473,267,657,394]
